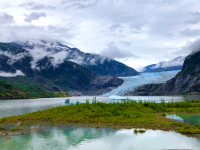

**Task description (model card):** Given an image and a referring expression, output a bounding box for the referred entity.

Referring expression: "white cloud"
[24,12,46,22]
[181,39,200,54]
[99,42,137,59]
[1,0,200,70]
[0,70,25,77]
[151,57,185,69]
[89,58,96,65]
[0,51,28,65]
[24,42,70,69]
[19,2,56,10]
[0,12,14,24]
[50,51,69,67]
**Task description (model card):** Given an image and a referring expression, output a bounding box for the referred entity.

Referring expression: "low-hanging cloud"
[99,42,137,59]
[24,42,70,69]
[0,70,25,77]
[180,39,200,55]
[50,51,69,67]
[0,51,28,65]
[68,51,109,66]
[151,57,185,69]
[24,12,46,22]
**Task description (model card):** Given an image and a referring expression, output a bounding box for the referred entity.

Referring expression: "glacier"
[102,70,180,96]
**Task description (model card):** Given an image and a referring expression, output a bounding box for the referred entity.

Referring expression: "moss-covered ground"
[1,99,200,135]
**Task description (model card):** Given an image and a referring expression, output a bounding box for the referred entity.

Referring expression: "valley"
[2,1,200,149]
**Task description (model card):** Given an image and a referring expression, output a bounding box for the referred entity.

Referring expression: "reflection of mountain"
[10,40,139,77]
[0,42,123,96]
[35,126,116,149]
[141,56,184,73]
[0,125,116,149]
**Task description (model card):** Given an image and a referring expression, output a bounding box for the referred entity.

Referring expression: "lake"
[1,96,200,150]
[0,96,184,118]
[0,126,200,150]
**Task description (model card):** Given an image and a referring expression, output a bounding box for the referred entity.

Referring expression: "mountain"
[10,40,139,77]
[141,56,184,73]
[131,50,200,95]
[0,42,123,96]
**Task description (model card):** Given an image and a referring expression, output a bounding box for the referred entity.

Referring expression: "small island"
[1,99,200,136]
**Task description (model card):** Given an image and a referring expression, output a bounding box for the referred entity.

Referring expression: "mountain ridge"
[141,56,184,73]
[9,40,139,77]
[130,50,200,95]
[0,41,124,96]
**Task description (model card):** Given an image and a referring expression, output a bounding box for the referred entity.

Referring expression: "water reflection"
[0,97,110,118]
[167,114,200,125]
[166,114,184,123]
[0,126,200,150]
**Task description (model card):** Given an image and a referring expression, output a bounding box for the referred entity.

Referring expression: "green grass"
[0,79,70,99]
[1,99,200,134]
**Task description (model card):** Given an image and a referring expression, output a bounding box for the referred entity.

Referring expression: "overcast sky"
[1,0,200,71]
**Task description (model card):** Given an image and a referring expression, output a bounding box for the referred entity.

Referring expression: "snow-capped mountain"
[0,41,124,95]
[132,50,200,95]
[10,40,139,77]
[141,56,185,73]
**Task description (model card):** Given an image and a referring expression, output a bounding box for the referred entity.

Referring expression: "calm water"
[1,96,200,150]
[166,114,200,125]
[0,96,184,118]
[0,126,200,150]
[0,97,110,118]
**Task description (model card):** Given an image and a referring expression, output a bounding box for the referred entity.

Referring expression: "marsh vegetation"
[1,98,200,135]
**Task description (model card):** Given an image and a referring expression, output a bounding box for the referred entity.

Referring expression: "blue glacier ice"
[102,70,180,96]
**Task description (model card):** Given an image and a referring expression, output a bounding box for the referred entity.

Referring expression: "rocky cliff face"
[132,51,200,95]
[83,75,123,95]
[0,42,123,96]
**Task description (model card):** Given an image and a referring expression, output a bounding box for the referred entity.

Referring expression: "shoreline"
[1,100,200,136]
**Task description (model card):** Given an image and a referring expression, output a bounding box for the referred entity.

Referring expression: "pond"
[0,126,200,150]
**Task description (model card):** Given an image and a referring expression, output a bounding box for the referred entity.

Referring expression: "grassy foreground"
[0,79,70,99]
[1,99,200,134]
